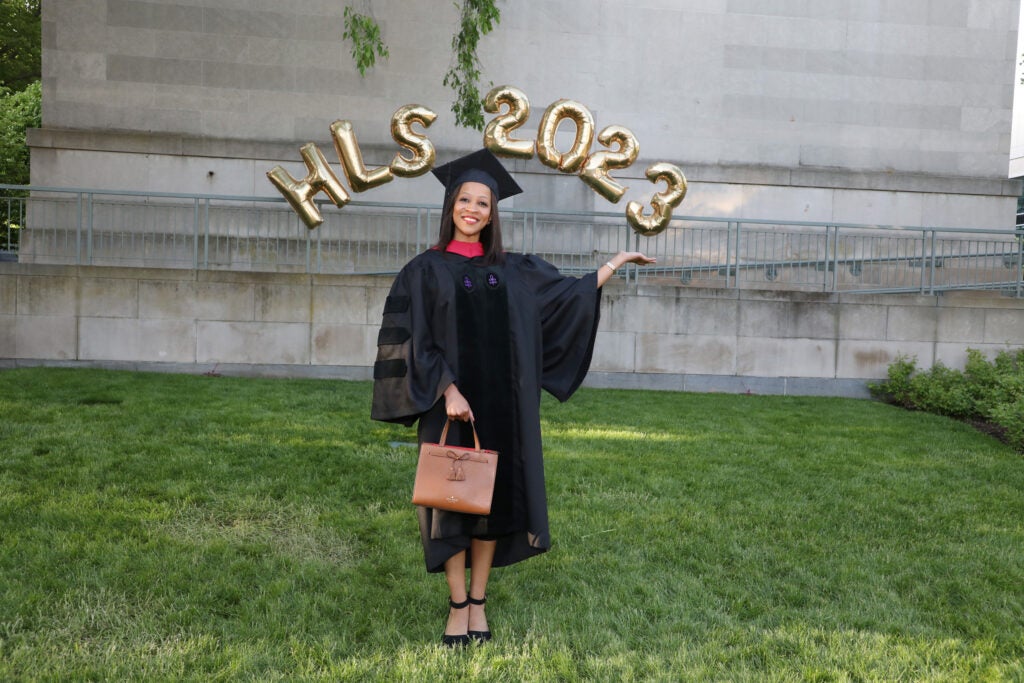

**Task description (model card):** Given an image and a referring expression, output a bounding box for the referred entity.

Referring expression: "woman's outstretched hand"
[443,383,474,422]
[617,251,657,267]
[597,251,657,287]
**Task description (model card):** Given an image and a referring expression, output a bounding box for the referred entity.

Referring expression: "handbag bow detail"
[446,449,468,481]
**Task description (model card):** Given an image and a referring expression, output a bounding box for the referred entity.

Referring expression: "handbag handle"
[437,418,482,451]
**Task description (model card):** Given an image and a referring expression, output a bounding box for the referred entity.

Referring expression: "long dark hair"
[434,183,506,265]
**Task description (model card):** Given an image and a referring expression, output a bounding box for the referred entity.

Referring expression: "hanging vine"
[442,0,501,130]
[341,1,501,130]
[342,6,389,77]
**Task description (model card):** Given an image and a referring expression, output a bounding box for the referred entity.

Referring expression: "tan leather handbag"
[412,419,498,515]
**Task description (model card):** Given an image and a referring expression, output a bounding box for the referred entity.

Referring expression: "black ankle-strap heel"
[442,597,471,647]
[467,595,491,643]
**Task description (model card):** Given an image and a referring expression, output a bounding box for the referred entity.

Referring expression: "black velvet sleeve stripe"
[377,326,411,346]
[383,295,410,314]
[373,359,408,379]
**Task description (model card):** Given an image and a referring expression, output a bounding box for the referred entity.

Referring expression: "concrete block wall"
[4,263,1022,398]
[0,265,381,370]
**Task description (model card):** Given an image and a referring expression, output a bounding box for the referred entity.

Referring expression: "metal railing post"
[1016,230,1023,298]
[203,198,211,269]
[626,224,634,286]
[299,215,307,276]
[629,229,641,285]
[303,212,311,273]
[824,225,834,292]
[724,221,733,288]
[732,221,742,289]
[927,230,937,295]
[919,230,927,294]
[85,193,94,265]
[315,219,322,274]
[3,196,11,253]
[530,211,538,253]
[75,192,83,264]
[416,206,422,256]
[831,226,841,292]
[192,197,200,269]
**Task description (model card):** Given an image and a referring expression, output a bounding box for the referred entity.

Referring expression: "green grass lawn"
[1,368,1022,681]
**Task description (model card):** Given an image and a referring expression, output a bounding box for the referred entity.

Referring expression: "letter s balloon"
[390,104,437,177]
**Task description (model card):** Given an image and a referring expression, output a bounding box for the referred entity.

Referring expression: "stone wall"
[34,1,1023,230]
[4,263,1022,398]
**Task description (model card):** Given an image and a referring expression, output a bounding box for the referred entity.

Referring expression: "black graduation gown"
[370,248,602,572]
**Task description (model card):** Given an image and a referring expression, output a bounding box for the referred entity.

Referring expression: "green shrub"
[972,349,1024,419]
[873,348,1024,452]
[909,361,976,418]
[991,397,1024,451]
[868,354,917,407]
[963,348,999,414]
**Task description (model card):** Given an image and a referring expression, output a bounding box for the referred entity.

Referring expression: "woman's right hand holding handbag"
[444,383,474,422]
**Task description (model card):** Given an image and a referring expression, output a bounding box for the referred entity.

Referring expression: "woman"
[371,149,654,646]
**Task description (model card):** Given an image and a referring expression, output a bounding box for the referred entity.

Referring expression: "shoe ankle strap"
[449,597,470,609]
[467,595,486,605]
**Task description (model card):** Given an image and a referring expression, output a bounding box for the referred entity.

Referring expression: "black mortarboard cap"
[431,149,523,202]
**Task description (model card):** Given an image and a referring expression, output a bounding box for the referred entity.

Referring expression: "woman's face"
[451,181,492,242]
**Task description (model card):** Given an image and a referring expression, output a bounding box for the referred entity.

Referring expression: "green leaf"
[0,80,40,186]
[342,6,389,77]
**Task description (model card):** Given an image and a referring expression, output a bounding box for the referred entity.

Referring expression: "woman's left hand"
[615,251,656,267]
[597,251,657,287]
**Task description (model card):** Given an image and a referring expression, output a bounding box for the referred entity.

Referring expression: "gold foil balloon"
[390,104,437,177]
[483,85,534,159]
[267,85,691,234]
[536,99,595,174]
[266,142,351,229]
[625,162,688,236]
[580,125,639,203]
[330,120,394,192]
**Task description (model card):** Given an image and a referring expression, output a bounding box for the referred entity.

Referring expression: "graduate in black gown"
[370,149,655,646]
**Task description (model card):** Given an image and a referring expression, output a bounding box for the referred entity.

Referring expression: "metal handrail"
[2,184,1022,297]
[3,181,1022,234]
